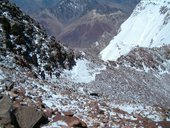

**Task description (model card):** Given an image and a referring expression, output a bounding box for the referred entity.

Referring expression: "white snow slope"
[62,58,106,83]
[100,0,170,61]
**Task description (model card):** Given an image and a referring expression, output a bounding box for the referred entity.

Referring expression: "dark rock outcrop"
[0,0,76,77]
[14,107,48,128]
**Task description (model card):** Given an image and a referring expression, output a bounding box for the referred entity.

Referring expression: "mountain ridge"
[9,0,140,48]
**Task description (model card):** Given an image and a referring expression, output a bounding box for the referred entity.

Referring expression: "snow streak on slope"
[100,0,170,61]
[62,59,106,83]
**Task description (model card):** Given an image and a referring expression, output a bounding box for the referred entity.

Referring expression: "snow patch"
[42,121,68,128]
[111,104,165,122]
[2,11,9,17]
[62,59,106,83]
[0,70,4,80]
[0,24,3,32]
[95,41,99,46]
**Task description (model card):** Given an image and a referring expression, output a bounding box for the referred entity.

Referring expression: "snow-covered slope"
[62,58,106,83]
[100,0,170,61]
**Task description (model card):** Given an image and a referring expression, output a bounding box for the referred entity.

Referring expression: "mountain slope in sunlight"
[101,0,170,61]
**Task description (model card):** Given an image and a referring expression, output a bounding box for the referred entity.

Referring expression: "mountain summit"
[100,0,170,61]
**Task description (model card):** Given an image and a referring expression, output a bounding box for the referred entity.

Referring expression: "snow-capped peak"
[100,0,170,61]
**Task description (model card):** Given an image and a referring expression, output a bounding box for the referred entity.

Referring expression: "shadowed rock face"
[14,107,45,128]
[9,0,140,48]
[0,0,75,74]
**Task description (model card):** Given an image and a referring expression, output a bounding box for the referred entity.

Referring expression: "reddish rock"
[36,100,43,109]
[52,113,87,128]
[18,87,26,97]
[65,116,87,128]
[44,108,53,118]
[93,123,101,128]
[158,121,170,128]
[63,111,74,117]
[53,108,59,114]
[12,100,21,108]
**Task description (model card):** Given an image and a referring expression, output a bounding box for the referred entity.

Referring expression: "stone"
[0,95,12,125]
[52,113,87,128]
[8,91,18,98]
[90,92,99,97]
[99,109,105,115]
[63,111,74,117]
[93,123,101,127]
[52,113,63,122]
[12,100,21,108]
[44,108,53,118]
[5,81,14,91]
[20,79,26,83]
[11,88,18,95]
[36,100,43,109]
[65,116,87,128]
[14,107,47,128]
[17,87,26,97]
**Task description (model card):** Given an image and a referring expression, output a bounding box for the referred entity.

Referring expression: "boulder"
[5,81,14,91]
[12,100,21,108]
[52,113,87,128]
[14,107,48,128]
[17,87,26,97]
[0,95,12,125]
[90,92,99,97]
[43,108,53,118]
[63,111,74,117]
[52,113,63,122]
[64,116,87,128]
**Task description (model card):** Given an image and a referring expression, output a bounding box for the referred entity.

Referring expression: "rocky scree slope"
[1,0,170,128]
[1,55,170,128]
[117,45,170,72]
[0,0,75,75]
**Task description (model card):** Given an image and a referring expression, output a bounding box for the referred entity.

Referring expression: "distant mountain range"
[9,0,140,48]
